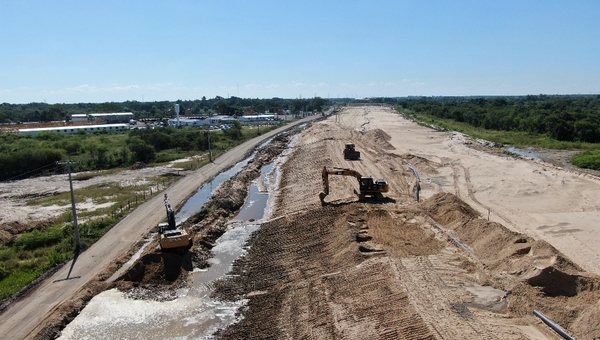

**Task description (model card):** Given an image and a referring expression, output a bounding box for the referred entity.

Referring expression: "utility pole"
[207,127,212,162]
[57,161,81,252]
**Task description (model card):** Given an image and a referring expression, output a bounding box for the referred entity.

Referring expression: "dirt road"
[214,106,600,339]
[0,115,320,340]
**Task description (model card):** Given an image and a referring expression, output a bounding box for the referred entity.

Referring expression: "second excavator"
[157,194,192,252]
[319,166,389,204]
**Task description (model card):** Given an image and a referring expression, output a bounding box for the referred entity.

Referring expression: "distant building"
[168,115,236,127]
[70,112,133,123]
[18,124,128,135]
[238,114,276,123]
[168,118,209,127]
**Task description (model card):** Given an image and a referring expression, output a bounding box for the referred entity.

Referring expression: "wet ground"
[58,132,296,339]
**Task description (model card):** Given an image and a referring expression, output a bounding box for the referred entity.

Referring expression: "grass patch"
[571,150,600,170]
[72,168,124,181]
[1,176,180,300]
[14,226,65,250]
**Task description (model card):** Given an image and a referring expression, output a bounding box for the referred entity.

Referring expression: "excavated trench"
[51,131,299,339]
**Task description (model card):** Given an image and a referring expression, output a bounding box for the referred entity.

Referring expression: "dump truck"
[319,166,389,204]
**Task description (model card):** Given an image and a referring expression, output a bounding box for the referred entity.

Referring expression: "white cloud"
[288,82,307,88]
[65,84,99,93]
[111,85,142,91]
[339,82,357,88]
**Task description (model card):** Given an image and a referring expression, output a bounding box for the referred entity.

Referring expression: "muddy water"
[58,138,290,340]
[235,163,278,221]
[59,224,261,340]
[507,147,541,160]
[506,146,575,171]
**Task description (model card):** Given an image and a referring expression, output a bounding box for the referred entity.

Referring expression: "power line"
[0,161,60,183]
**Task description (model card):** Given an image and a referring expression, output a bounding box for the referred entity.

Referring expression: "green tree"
[309,97,325,112]
[226,120,243,140]
[127,137,156,163]
[86,142,110,167]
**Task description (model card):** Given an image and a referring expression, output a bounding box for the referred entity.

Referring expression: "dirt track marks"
[455,164,515,227]
[218,108,600,339]
[399,255,527,340]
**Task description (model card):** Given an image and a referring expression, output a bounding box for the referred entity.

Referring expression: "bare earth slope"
[215,106,600,339]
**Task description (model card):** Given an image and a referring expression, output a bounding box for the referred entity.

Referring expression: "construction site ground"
[206,106,600,339]
[2,107,600,339]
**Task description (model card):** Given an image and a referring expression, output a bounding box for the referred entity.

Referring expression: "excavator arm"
[163,193,177,231]
[319,166,363,202]
[319,166,389,204]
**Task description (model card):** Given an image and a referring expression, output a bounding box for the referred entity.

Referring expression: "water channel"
[59,136,294,339]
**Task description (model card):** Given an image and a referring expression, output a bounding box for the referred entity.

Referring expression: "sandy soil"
[212,106,600,339]
[3,108,600,339]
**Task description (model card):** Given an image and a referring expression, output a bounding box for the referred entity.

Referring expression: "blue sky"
[1,0,599,104]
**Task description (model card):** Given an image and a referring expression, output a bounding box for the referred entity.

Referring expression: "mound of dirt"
[422,192,480,227]
[130,162,147,170]
[420,192,600,339]
[212,204,438,339]
[0,220,54,245]
[362,128,395,150]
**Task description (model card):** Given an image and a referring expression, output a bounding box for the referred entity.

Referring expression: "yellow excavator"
[319,166,389,204]
[157,194,192,252]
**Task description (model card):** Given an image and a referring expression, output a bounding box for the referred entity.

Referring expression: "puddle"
[59,135,297,340]
[506,147,577,171]
[174,136,275,223]
[507,147,541,160]
[176,158,251,223]
[58,287,247,340]
[234,184,268,221]
[234,162,276,221]
[464,284,507,312]
[189,222,260,295]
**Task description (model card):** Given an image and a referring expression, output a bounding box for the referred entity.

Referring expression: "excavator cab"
[358,177,389,200]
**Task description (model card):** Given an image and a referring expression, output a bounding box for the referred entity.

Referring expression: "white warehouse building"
[71,112,134,123]
[238,114,276,123]
[18,124,129,136]
[168,115,236,127]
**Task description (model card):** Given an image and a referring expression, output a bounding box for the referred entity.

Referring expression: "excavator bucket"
[319,191,328,204]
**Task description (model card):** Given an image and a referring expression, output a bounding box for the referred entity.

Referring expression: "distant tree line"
[395,95,600,143]
[0,96,328,124]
